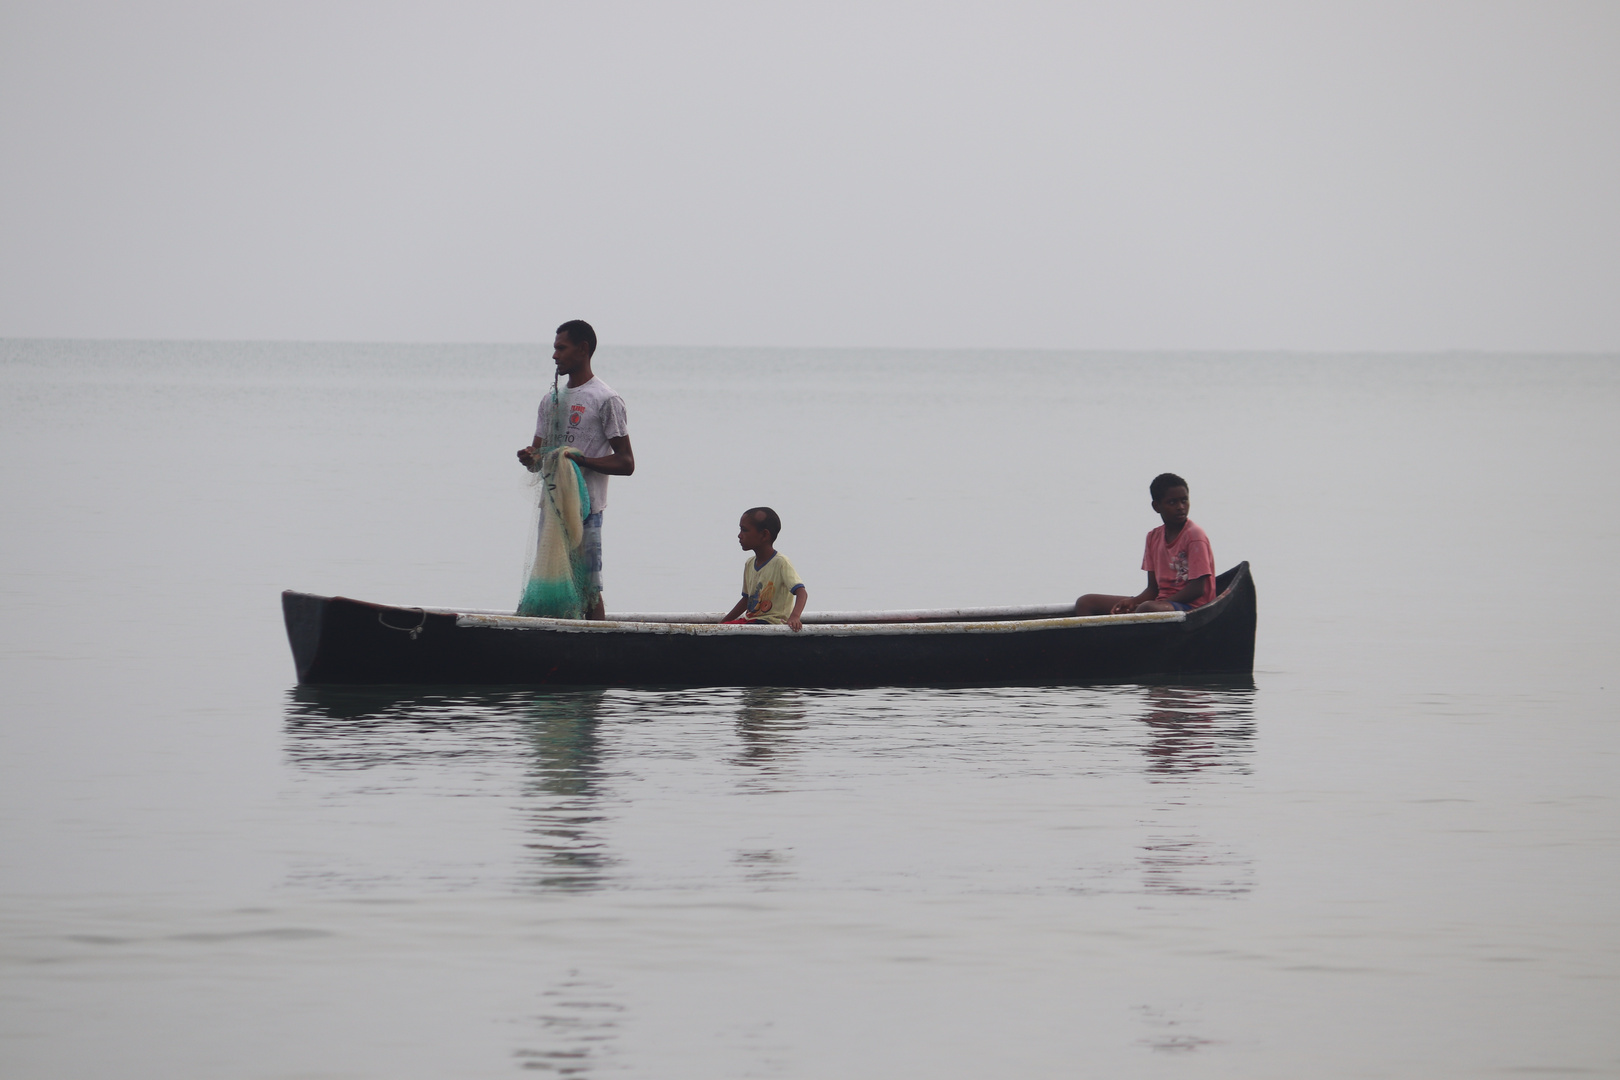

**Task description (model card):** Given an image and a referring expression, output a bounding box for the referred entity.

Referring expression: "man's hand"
[518,444,580,471]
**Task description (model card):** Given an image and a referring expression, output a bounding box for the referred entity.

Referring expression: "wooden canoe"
[280,562,1255,687]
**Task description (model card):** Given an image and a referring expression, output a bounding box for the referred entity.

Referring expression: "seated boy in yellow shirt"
[720,507,809,632]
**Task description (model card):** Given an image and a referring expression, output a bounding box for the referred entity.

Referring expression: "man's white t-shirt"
[535,376,629,514]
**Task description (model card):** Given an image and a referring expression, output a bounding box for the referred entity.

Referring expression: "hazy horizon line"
[4,335,1617,359]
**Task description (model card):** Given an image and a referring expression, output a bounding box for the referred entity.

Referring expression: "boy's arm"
[787,585,808,632]
[1112,573,1158,615]
[721,595,748,622]
[1164,575,1209,606]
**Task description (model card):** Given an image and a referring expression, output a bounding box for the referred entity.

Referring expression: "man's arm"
[516,435,544,469]
[721,595,749,622]
[572,435,635,476]
[787,585,808,632]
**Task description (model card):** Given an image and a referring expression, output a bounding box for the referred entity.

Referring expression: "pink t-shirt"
[1142,520,1216,608]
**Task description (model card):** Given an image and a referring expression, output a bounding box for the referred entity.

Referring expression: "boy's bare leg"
[588,595,606,620]
[1075,593,1135,616]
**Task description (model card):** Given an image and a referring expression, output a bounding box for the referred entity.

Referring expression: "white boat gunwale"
[453,609,1186,636]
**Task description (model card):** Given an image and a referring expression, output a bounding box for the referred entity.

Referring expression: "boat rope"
[378,608,427,639]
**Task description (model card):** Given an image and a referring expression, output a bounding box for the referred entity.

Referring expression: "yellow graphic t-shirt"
[741,553,805,624]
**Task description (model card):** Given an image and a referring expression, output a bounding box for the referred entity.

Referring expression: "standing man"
[517,320,634,620]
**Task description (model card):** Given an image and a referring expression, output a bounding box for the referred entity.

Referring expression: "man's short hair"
[1149,473,1189,501]
[744,506,782,541]
[556,319,597,354]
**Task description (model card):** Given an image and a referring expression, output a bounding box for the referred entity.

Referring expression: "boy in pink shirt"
[1075,473,1217,616]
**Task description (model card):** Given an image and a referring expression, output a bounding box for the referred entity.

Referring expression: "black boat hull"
[283,563,1256,687]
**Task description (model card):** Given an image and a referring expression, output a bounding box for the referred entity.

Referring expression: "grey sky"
[2,0,1616,349]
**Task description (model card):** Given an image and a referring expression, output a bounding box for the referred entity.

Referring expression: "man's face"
[1152,486,1191,528]
[552,332,590,376]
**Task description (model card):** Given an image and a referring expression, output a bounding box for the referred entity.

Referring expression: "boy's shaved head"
[743,506,781,540]
[1149,473,1189,501]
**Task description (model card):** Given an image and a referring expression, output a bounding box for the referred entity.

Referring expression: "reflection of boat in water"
[285,686,616,892]
[1139,685,1257,779]
[1132,685,1258,897]
[282,563,1256,688]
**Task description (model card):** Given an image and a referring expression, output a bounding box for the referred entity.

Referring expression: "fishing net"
[517,377,595,619]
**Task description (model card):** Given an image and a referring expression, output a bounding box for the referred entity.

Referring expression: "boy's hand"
[1110,599,1138,615]
[787,586,808,632]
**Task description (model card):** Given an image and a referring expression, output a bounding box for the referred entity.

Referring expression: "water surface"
[1,341,1616,1077]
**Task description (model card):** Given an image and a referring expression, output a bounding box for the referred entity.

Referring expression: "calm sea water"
[1,341,1616,1078]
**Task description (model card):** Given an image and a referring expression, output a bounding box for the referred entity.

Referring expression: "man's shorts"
[582,512,604,596]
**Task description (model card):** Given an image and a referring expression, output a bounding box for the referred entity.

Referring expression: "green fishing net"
[517,377,594,619]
